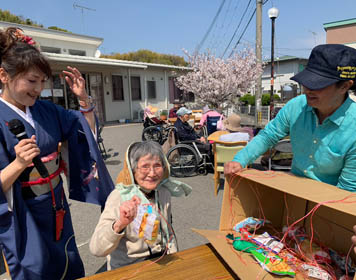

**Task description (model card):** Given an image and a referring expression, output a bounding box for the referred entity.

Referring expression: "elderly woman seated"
[89,141,192,270]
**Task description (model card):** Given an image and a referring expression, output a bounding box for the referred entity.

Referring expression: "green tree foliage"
[102,49,188,67]
[0,9,71,32]
[48,26,70,33]
[0,9,43,27]
[261,93,281,105]
[239,93,255,106]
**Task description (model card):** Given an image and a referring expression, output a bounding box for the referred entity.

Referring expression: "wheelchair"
[142,116,176,145]
[165,130,213,177]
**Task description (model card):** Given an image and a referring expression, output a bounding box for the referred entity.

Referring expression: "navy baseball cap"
[291,44,356,90]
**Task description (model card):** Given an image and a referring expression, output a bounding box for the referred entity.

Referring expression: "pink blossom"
[175,48,263,110]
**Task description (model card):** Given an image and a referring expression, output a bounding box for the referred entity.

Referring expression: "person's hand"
[113,196,141,233]
[200,136,207,143]
[352,225,356,254]
[14,135,40,169]
[62,66,88,101]
[224,161,243,175]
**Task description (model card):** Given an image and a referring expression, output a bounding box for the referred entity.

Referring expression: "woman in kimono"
[0,28,114,279]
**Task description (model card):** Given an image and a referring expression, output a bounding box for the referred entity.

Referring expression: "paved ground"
[1,122,228,279]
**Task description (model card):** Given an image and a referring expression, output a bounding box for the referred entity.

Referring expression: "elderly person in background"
[199,105,221,127]
[169,99,184,118]
[219,114,253,142]
[89,141,192,270]
[174,107,206,143]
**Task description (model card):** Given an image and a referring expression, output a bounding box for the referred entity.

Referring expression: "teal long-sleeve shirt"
[233,94,356,192]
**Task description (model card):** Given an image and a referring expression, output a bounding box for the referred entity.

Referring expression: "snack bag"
[252,232,284,254]
[132,205,160,244]
[301,264,332,280]
[233,217,270,233]
[251,249,296,277]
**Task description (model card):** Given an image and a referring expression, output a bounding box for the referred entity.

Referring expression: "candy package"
[252,232,284,254]
[301,264,332,280]
[251,249,296,277]
[233,217,270,233]
[132,205,160,244]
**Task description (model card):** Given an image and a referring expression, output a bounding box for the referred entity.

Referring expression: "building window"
[131,76,141,100]
[68,49,86,56]
[183,91,195,103]
[112,75,124,101]
[169,77,184,103]
[41,46,61,54]
[147,80,156,99]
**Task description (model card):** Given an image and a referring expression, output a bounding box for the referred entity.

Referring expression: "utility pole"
[73,3,96,34]
[255,0,263,127]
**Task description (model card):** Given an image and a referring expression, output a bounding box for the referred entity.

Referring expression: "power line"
[228,7,256,58]
[207,0,235,52]
[194,0,227,54]
[220,0,253,58]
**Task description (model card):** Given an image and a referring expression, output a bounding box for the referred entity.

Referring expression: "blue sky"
[2,0,356,60]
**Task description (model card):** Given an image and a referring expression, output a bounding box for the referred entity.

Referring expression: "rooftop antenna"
[73,3,96,34]
[308,30,317,46]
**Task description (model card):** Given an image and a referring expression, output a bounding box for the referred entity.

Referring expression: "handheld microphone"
[8,119,49,178]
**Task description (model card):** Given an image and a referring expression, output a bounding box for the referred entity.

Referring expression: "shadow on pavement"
[95,262,107,274]
[105,160,121,166]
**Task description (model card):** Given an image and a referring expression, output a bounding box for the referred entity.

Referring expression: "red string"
[225,168,356,279]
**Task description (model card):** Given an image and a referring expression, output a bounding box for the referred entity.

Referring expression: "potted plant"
[160,110,168,120]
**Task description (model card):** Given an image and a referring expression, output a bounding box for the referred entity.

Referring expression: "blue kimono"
[0,100,114,279]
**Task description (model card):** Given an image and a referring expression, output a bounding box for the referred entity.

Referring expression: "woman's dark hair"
[0,27,52,79]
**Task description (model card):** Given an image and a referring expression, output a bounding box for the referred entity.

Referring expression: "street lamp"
[268,7,279,120]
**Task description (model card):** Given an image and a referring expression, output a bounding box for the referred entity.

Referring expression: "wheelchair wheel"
[142,126,163,143]
[166,144,199,177]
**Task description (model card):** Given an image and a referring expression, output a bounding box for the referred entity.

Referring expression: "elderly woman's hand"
[113,196,141,233]
[224,161,243,175]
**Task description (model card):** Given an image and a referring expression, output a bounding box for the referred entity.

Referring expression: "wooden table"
[81,244,238,280]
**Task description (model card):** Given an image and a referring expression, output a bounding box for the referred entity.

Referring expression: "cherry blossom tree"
[175,48,263,110]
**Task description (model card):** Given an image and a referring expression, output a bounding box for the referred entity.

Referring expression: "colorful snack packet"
[132,205,160,244]
[251,249,296,277]
[233,217,270,233]
[252,232,284,254]
[301,264,332,280]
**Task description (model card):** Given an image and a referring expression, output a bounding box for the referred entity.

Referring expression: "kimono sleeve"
[53,103,114,207]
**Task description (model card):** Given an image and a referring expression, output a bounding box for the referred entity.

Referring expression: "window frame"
[112,75,125,101]
[147,80,157,99]
[130,76,142,101]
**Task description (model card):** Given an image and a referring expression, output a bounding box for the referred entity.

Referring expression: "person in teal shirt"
[224,44,356,192]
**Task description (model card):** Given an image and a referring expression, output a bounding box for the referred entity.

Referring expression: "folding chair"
[213,140,247,196]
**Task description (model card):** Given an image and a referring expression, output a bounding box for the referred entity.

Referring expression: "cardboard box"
[193,169,356,279]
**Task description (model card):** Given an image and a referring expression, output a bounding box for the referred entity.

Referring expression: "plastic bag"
[216,115,225,130]
[132,205,160,244]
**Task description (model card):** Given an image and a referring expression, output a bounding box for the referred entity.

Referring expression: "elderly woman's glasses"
[136,164,163,174]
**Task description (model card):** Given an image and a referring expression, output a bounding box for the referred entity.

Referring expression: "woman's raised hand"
[113,196,141,233]
[62,66,88,101]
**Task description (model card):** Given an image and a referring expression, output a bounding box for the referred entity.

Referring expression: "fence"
[225,105,270,126]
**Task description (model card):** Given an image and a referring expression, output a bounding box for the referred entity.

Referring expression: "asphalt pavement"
[0,122,225,279]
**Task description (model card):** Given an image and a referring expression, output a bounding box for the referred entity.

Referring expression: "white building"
[262,55,308,101]
[0,21,191,123]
